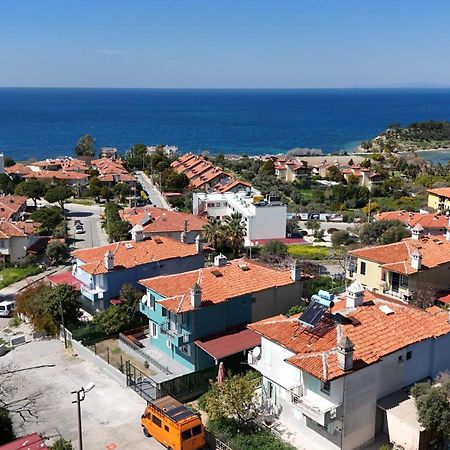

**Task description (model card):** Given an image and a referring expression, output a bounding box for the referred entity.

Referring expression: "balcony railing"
[160,321,191,346]
[80,284,105,301]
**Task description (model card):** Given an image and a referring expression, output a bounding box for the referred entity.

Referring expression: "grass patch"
[8,317,22,328]
[68,198,96,206]
[288,245,329,260]
[0,265,42,289]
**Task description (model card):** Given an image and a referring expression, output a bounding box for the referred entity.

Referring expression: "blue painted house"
[72,234,205,313]
[138,255,303,372]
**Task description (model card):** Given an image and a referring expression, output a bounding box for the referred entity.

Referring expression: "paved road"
[66,202,109,250]
[135,171,170,209]
[2,339,165,450]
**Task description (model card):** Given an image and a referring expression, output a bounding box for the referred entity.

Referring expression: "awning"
[47,271,82,291]
[195,326,261,361]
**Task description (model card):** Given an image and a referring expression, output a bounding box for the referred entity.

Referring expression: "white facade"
[192,191,287,246]
[0,234,39,263]
[147,145,179,158]
[249,331,450,450]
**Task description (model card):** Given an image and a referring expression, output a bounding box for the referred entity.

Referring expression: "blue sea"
[1,88,450,161]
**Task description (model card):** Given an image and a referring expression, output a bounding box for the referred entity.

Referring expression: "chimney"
[180,230,187,243]
[291,259,301,282]
[195,235,203,253]
[104,250,114,271]
[214,253,227,267]
[346,280,365,308]
[411,249,422,270]
[131,224,144,242]
[411,224,424,240]
[337,325,354,371]
[190,283,202,309]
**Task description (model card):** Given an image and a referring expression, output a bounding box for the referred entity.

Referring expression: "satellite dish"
[253,346,261,358]
[141,295,147,303]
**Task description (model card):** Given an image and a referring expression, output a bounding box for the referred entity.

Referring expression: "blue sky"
[1,0,450,88]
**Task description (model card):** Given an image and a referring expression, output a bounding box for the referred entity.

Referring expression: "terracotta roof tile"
[0,220,40,238]
[72,236,199,275]
[120,206,207,233]
[0,195,28,220]
[140,257,296,313]
[249,292,450,381]
[428,187,450,199]
[215,178,252,193]
[24,170,88,181]
[375,211,449,230]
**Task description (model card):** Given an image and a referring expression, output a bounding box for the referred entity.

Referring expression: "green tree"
[108,219,131,242]
[88,176,102,198]
[202,372,259,424]
[202,218,224,250]
[45,185,73,209]
[331,230,353,247]
[100,186,112,201]
[93,305,131,335]
[31,207,65,235]
[305,219,320,233]
[286,304,305,317]
[359,220,410,245]
[119,283,142,317]
[0,173,16,195]
[223,213,246,258]
[4,156,15,167]
[0,408,15,445]
[112,183,131,203]
[161,168,189,191]
[325,165,344,182]
[15,179,47,207]
[46,241,70,265]
[49,438,74,450]
[75,134,95,158]
[259,160,275,176]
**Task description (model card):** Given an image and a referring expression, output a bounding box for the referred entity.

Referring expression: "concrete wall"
[347,258,382,292]
[246,204,287,243]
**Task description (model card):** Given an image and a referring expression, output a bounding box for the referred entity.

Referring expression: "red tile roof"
[215,178,252,193]
[0,195,28,221]
[375,211,449,230]
[191,167,227,189]
[349,236,450,274]
[24,170,88,181]
[428,187,450,199]
[0,220,39,238]
[0,433,48,450]
[47,270,82,290]
[140,257,296,313]
[120,206,207,233]
[72,236,199,275]
[5,164,34,177]
[249,292,450,381]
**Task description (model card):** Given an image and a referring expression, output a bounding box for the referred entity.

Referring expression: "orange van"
[141,395,206,450]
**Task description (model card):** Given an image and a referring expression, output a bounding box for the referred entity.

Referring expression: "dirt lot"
[1,338,165,450]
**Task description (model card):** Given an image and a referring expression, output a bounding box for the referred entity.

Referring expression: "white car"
[0,300,15,317]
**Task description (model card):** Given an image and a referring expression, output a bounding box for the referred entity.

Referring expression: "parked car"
[0,300,15,317]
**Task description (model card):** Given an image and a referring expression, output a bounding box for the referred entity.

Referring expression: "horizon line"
[1,86,450,90]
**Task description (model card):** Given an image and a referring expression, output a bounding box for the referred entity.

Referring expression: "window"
[400,274,409,288]
[406,351,412,360]
[152,415,162,427]
[180,344,191,356]
[182,430,192,441]
[164,425,169,432]
[398,355,404,362]
[149,294,155,310]
[181,313,186,324]
[321,381,331,395]
[207,203,215,207]
[161,308,167,317]
[0,241,5,248]
[215,203,221,207]
[360,262,366,275]
[150,322,158,338]
[192,425,202,436]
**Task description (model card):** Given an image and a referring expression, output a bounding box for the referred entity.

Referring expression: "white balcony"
[81,284,106,302]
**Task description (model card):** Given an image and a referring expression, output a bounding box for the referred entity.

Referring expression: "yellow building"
[427,187,450,213]
[346,230,450,303]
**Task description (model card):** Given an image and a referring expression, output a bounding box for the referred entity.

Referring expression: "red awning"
[47,271,82,291]
[195,326,261,361]
[0,433,48,450]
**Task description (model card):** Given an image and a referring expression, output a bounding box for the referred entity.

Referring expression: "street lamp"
[71,382,95,450]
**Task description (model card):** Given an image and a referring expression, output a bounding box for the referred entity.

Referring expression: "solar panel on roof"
[166,405,193,422]
[141,215,152,226]
[299,301,327,328]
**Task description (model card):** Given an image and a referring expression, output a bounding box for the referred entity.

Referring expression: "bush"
[0,408,15,445]
[71,323,106,346]
[288,245,329,260]
[331,230,354,247]
[49,438,74,450]
[93,306,132,335]
[0,265,42,289]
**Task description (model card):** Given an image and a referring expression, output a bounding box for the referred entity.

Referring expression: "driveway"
[66,202,109,250]
[2,339,165,450]
[135,171,170,209]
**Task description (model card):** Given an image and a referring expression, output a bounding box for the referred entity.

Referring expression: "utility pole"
[71,383,95,450]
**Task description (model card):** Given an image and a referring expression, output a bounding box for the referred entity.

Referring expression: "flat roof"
[195,326,261,361]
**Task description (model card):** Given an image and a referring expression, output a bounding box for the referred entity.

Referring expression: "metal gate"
[125,361,160,402]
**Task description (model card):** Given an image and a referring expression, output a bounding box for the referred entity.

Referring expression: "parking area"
[1,338,165,450]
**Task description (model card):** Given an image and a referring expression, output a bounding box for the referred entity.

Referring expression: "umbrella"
[217,362,225,384]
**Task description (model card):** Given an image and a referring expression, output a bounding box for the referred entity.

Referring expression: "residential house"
[374,210,449,236]
[23,170,89,192]
[147,145,179,158]
[72,235,205,312]
[214,178,252,194]
[120,206,207,244]
[274,159,311,182]
[192,191,287,246]
[0,195,28,221]
[346,228,450,302]
[0,220,40,264]
[91,157,136,186]
[99,147,119,159]
[341,166,383,190]
[312,160,341,178]
[248,282,450,450]
[138,256,303,373]
[427,187,450,213]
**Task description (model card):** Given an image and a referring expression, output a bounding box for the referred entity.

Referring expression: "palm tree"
[202,217,223,250]
[224,212,246,258]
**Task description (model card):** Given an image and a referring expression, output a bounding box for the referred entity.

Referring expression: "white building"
[0,221,40,264]
[192,191,287,246]
[248,282,450,450]
[147,145,179,159]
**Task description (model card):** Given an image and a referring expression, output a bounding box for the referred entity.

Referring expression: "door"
[391,272,400,293]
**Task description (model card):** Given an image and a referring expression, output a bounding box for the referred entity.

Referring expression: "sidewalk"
[135,170,171,209]
[0,265,67,300]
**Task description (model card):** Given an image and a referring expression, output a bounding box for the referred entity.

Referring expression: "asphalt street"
[135,171,170,209]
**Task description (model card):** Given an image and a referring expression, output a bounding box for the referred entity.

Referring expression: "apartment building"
[274,158,311,182]
[248,282,450,450]
[341,166,383,190]
[427,187,450,213]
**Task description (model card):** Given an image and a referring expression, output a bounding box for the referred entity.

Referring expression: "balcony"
[80,284,106,302]
[289,385,341,427]
[160,321,191,347]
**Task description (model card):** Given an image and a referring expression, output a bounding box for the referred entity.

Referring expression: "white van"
[0,300,15,317]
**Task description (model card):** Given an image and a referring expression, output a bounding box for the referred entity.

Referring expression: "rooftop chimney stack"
[346,280,365,308]
[214,253,228,267]
[131,224,144,242]
[411,249,422,270]
[180,230,187,243]
[411,224,424,241]
[104,250,114,271]
[337,327,354,372]
[195,235,203,253]
[190,283,202,309]
[291,259,301,282]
